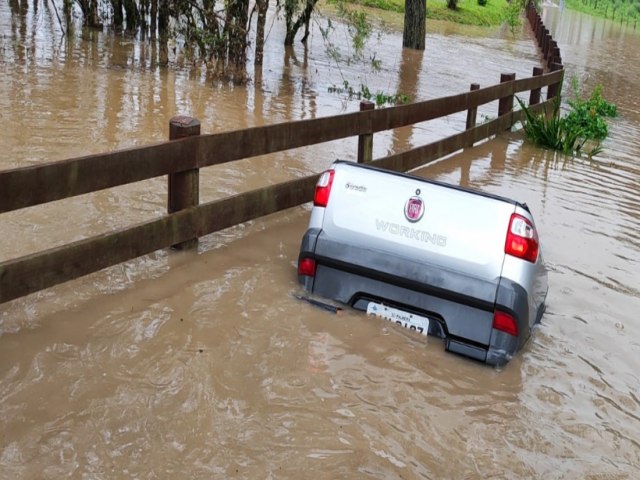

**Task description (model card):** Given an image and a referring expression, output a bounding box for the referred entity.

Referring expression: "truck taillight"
[298,258,317,277]
[314,170,335,207]
[505,213,539,263]
[493,310,518,337]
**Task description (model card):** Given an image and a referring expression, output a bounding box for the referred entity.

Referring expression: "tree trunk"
[255,0,268,65]
[402,0,426,50]
[88,0,101,28]
[150,0,157,38]
[158,0,169,65]
[225,0,249,78]
[285,0,318,45]
[141,0,149,36]
[76,0,102,28]
[111,0,124,30]
[63,0,73,28]
[284,0,295,45]
[123,0,139,33]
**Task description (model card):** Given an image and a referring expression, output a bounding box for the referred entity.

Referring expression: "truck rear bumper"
[299,229,531,365]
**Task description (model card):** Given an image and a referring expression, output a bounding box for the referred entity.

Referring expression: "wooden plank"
[513,69,563,93]
[195,74,563,169]
[0,174,319,304]
[370,115,510,173]
[0,138,197,214]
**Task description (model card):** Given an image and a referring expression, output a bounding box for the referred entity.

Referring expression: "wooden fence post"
[547,43,560,67]
[544,33,552,59]
[168,116,200,250]
[357,100,375,163]
[498,73,516,129]
[465,83,480,146]
[529,67,544,106]
[547,63,564,100]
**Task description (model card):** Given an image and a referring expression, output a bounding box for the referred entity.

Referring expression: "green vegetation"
[323,2,410,105]
[329,80,410,105]
[504,0,524,33]
[565,80,617,140]
[427,0,511,25]
[517,98,583,155]
[517,82,617,156]
[564,0,640,26]
[335,0,512,26]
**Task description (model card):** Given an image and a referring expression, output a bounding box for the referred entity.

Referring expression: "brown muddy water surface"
[1,3,639,478]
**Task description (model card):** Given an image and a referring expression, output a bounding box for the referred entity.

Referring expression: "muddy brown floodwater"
[1,2,639,478]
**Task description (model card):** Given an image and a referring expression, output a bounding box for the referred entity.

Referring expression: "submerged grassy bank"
[344,0,512,26]
[564,0,640,25]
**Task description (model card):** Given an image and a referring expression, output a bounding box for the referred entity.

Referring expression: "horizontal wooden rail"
[0,175,319,303]
[0,70,563,215]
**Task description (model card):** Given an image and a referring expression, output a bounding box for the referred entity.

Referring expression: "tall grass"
[516,97,582,155]
[517,82,617,157]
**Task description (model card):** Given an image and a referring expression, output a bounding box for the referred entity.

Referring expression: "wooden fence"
[0,10,563,304]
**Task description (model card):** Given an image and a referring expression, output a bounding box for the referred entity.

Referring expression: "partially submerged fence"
[0,58,564,305]
[527,1,563,69]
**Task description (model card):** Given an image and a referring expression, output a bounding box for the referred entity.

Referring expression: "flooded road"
[1,3,639,479]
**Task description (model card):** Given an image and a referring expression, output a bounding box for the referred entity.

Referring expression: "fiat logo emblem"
[404,196,425,223]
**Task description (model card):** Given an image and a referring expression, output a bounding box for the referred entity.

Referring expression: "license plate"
[366,302,429,336]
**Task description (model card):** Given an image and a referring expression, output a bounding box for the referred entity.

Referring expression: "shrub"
[503,0,523,34]
[517,83,617,157]
[565,83,617,141]
[517,97,580,154]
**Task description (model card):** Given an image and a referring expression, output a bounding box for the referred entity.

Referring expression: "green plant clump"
[517,97,581,154]
[503,0,523,34]
[564,84,617,141]
[517,83,617,156]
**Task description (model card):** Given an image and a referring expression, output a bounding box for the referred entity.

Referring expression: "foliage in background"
[329,80,410,105]
[322,2,409,106]
[564,0,640,26]
[517,82,617,157]
[503,0,524,34]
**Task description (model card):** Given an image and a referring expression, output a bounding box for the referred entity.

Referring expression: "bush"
[565,84,617,141]
[503,0,523,34]
[517,83,617,157]
[478,0,487,5]
[517,97,580,155]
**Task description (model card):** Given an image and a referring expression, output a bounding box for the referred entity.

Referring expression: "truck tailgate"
[321,163,517,287]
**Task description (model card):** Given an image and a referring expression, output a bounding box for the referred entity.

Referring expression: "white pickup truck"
[297,160,548,366]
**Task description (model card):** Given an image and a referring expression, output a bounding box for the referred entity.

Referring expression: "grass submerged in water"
[337,0,511,27]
